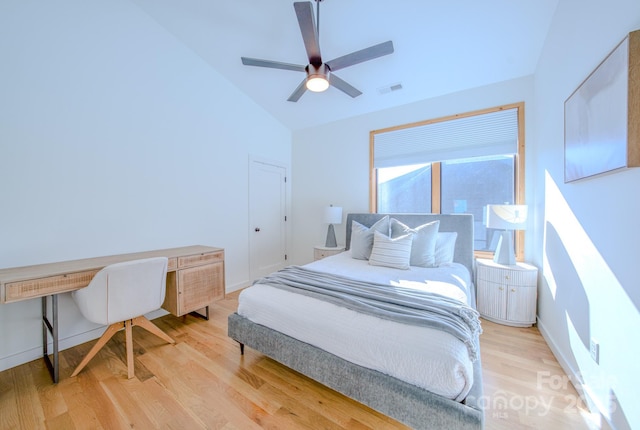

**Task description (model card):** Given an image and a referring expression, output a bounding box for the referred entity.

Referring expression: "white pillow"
[435,232,458,265]
[368,231,413,270]
[390,218,440,268]
[350,216,390,260]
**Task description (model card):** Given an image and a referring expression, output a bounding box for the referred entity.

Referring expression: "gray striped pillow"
[368,231,413,270]
[390,218,440,267]
[350,216,390,260]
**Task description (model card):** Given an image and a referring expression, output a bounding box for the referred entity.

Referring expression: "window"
[377,163,432,213]
[370,103,525,260]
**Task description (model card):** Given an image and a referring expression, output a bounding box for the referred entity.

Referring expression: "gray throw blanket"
[255,265,482,361]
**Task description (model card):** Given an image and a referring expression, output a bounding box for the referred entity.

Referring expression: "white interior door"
[249,158,287,282]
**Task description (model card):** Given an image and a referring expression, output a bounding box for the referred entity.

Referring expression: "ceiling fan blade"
[294,2,322,64]
[241,57,306,72]
[329,74,362,98]
[287,78,308,102]
[326,41,394,72]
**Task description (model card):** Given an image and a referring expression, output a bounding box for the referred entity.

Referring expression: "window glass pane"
[377,164,431,213]
[441,155,515,252]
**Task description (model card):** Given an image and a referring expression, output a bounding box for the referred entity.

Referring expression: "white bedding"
[237,251,476,401]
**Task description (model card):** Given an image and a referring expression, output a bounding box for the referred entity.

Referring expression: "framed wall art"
[564,29,640,183]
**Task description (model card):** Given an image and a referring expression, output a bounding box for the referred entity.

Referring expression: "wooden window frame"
[369,102,526,261]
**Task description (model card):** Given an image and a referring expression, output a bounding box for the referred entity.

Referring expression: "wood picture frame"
[564,29,640,183]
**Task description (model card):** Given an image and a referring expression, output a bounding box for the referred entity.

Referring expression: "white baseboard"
[536,317,613,429]
[0,308,169,373]
[226,280,250,294]
[0,283,249,374]
[0,325,105,373]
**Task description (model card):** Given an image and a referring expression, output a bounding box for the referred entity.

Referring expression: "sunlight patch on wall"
[542,171,613,297]
[543,170,638,427]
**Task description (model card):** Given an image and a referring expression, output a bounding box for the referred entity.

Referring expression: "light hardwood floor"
[0,290,599,429]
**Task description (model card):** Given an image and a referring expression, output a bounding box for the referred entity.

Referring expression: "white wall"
[0,0,291,371]
[532,1,640,428]
[291,76,535,265]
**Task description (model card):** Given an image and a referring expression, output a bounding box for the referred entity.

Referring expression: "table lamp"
[324,205,343,248]
[486,204,527,265]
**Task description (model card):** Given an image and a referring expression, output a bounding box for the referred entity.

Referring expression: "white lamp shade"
[324,206,343,224]
[486,205,528,230]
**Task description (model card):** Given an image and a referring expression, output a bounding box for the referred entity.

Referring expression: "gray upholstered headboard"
[345,213,475,277]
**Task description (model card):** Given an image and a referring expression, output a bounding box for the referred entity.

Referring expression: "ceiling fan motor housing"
[305,63,330,92]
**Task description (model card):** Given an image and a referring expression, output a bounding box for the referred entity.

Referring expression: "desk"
[0,245,225,382]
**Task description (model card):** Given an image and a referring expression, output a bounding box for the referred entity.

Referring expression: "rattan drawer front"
[4,270,99,303]
[177,262,225,315]
[178,251,224,269]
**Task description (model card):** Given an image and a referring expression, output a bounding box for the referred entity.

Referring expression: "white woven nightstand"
[476,258,538,327]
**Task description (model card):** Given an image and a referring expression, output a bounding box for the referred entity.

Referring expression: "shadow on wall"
[543,223,633,430]
[609,388,632,430]
[545,222,590,350]
[542,171,634,430]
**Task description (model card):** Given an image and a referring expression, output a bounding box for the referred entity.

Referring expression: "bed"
[228,213,484,429]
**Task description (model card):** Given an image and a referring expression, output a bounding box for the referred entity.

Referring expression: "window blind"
[373,108,519,168]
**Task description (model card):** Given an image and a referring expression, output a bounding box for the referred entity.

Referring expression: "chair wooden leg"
[132,316,175,345]
[71,323,123,377]
[71,316,173,380]
[125,319,134,379]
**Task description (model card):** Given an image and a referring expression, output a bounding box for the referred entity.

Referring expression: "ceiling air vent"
[378,82,403,95]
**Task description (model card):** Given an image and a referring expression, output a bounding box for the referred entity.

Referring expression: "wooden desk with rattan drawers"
[0,245,225,383]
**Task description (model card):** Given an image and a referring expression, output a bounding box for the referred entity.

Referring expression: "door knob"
[255,227,261,232]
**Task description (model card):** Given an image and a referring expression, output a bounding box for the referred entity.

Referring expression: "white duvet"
[237,251,476,401]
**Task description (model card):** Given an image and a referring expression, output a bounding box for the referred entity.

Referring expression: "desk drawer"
[178,251,224,269]
[167,257,178,272]
[4,270,99,303]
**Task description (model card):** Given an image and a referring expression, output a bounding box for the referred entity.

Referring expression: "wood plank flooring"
[0,290,599,429]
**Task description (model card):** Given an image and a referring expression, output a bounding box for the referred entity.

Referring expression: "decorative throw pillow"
[368,231,413,270]
[435,232,458,265]
[390,218,440,267]
[350,216,390,260]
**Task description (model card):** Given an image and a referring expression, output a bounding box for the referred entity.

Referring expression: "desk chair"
[70,257,175,379]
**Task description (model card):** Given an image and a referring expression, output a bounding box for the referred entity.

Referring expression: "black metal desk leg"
[189,305,210,321]
[42,295,59,383]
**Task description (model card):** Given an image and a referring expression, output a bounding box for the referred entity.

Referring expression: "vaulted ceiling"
[131,0,559,130]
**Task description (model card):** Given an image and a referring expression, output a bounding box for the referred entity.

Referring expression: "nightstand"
[314,246,345,261]
[476,258,538,327]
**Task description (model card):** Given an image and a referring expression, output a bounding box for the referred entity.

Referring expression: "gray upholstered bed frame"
[228,213,484,429]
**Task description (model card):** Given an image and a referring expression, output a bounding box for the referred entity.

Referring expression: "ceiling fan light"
[306,75,329,92]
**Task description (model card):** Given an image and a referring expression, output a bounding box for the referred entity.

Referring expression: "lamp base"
[493,230,515,266]
[325,224,337,248]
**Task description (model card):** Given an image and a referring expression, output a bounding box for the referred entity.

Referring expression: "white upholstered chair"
[70,257,175,379]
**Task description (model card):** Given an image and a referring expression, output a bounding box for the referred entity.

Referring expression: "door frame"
[248,155,290,282]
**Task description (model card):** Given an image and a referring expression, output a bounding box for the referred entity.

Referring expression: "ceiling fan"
[241,0,394,102]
